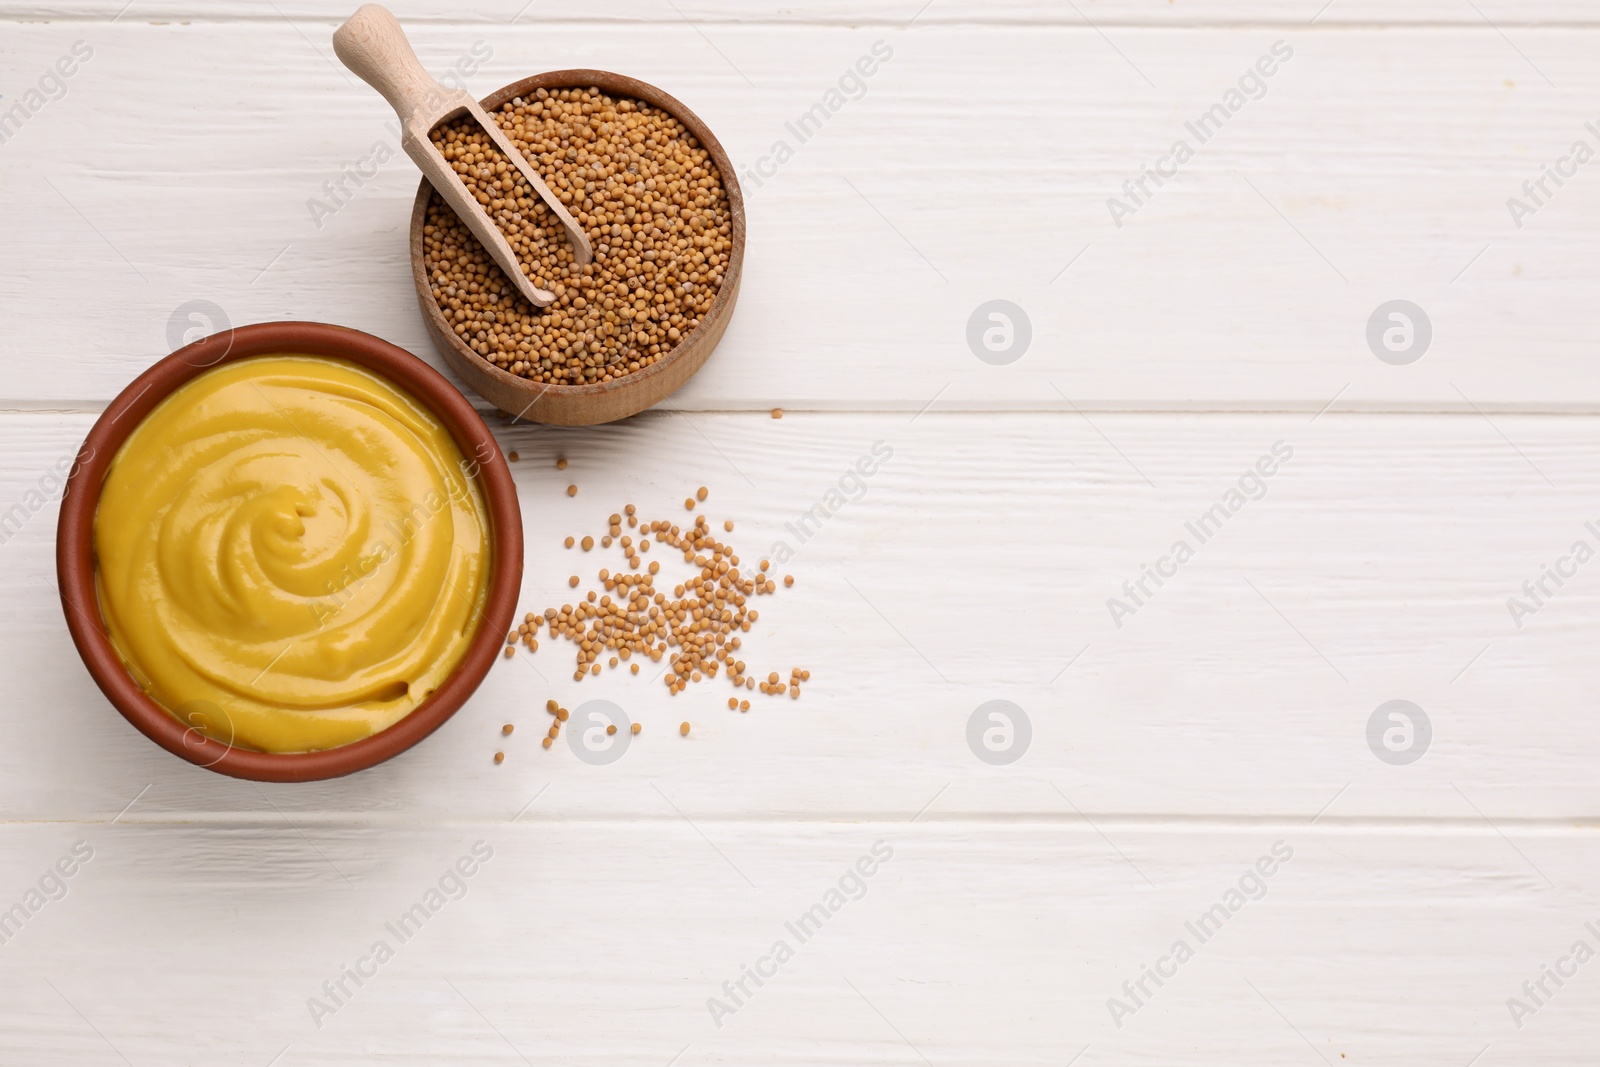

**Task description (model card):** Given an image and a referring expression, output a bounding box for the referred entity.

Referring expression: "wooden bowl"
[408,69,745,425]
[55,322,524,783]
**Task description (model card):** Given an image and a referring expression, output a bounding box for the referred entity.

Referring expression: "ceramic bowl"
[55,321,523,782]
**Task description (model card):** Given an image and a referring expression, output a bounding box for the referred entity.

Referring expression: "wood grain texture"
[5,411,1597,822]
[0,812,1593,1062]
[2,4,1596,1062]
[1,22,1598,410]
[0,821,1593,1064]
[11,0,1600,25]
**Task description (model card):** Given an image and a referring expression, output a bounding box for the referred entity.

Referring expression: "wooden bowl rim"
[55,321,524,783]
[408,68,746,408]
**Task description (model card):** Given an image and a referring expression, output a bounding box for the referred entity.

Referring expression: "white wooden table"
[3,1,1597,1062]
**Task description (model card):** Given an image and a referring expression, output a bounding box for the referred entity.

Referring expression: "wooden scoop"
[332,3,591,308]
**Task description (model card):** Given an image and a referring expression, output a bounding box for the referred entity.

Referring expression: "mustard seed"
[557,707,569,722]
[503,723,515,735]
[565,536,575,549]
[784,575,794,587]
[696,486,708,502]
[724,520,733,532]
[503,646,514,659]
[494,751,505,764]
[606,724,617,735]
[631,722,641,734]
[684,498,695,510]
[771,408,783,419]
[508,451,519,462]
[542,736,553,749]
[567,484,578,497]
[423,90,732,386]
[569,575,580,587]
[680,721,690,736]
[556,457,568,470]
[581,535,595,551]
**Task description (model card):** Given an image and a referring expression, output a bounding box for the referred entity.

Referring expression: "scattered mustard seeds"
[422,87,733,386]
[522,492,808,756]
[513,492,807,706]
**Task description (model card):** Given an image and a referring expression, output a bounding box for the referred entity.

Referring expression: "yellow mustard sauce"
[94,355,490,753]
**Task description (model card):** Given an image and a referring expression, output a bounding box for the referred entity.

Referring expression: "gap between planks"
[7,813,1598,831]
[15,404,1600,418]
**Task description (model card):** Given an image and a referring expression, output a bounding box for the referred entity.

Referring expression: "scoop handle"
[333,4,443,124]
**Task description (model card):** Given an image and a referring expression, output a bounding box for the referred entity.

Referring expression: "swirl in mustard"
[95,356,490,753]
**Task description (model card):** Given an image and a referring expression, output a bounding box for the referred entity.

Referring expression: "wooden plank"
[0,820,1591,1063]
[9,1,1600,26]
[1,23,1597,411]
[5,409,1598,820]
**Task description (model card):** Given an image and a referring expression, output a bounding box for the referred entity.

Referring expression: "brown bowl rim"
[55,321,523,783]
[408,68,746,415]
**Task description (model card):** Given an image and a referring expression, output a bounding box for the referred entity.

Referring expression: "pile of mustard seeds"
[422,87,734,385]
[502,489,807,704]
